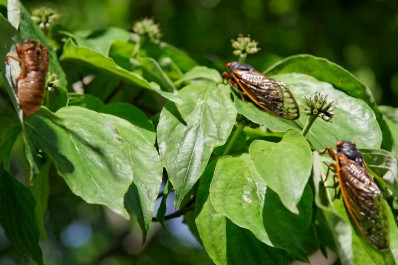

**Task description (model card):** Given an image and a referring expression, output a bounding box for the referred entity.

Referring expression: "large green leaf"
[175,66,222,86]
[157,83,236,207]
[67,93,105,111]
[139,40,197,72]
[99,103,161,239]
[379,105,398,157]
[249,130,312,214]
[60,39,180,103]
[30,160,51,243]
[62,27,130,55]
[137,57,176,92]
[195,161,289,265]
[288,73,381,149]
[0,12,22,119]
[361,148,398,197]
[209,154,312,260]
[234,93,300,132]
[99,103,156,143]
[265,54,392,151]
[210,155,269,243]
[0,167,43,264]
[24,107,162,238]
[0,118,20,170]
[234,71,382,150]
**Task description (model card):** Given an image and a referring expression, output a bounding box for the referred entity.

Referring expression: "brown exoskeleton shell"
[6,39,49,116]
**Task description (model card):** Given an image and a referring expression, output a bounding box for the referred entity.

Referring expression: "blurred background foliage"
[23,0,398,106]
[1,0,398,264]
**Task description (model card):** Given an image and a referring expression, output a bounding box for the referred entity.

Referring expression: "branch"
[152,195,196,222]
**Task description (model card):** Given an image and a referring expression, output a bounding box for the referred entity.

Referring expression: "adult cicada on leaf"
[325,141,389,250]
[223,61,299,120]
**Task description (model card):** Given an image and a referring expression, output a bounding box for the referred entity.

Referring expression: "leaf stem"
[222,120,246,156]
[301,115,317,136]
[238,54,246,63]
[45,89,50,109]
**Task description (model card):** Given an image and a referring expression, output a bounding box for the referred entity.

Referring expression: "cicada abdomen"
[327,141,389,250]
[223,61,299,120]
[6,39,49,116]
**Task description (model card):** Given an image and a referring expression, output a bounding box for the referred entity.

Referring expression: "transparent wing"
[338,155,389,250]
[234,70,299,120]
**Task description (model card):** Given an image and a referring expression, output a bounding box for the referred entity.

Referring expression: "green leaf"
[109,40,136,70]
[175,66,222,86]
[99,103,156,143]
[67,93,105,111]
[279,73,381,149]
[262,186,312,261]
[158,57,184,81]
[30,160,51,243]
[0,167,43,264]
[0,119,21,170]
[156,180,173,229]
[361,148,398,197]
[0,13,22,119]
[232,71,383,151]
[266,54,392,151]
[379,105,398,157]
[210,154,312,260]
[249,130,312,214]
[140,41,197,72]
[387,204,398,264]
[157,83,236,207]
[195,161,289,265]
[24,107,163,239]
[210,154,269,243]
[234,93,300,132]
[60,39,180,103]
[137,57,176,92]
[62,27,130,55]
[21,125,42,182]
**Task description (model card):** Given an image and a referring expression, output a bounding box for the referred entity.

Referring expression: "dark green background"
[24,0,398,106]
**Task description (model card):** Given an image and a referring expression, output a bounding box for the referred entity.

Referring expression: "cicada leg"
[222,71,246,101]
[5,54,23,93]
[320,147,341,200]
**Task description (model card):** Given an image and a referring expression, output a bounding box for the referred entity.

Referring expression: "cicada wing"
[339,158,390,250]
[236,70,299,120]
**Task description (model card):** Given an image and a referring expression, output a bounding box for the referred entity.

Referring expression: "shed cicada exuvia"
[6,39,49,116]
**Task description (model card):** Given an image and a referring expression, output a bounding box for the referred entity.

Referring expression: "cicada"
[223,61,299,120]
[325,141,389,250]
[6,39,49,116]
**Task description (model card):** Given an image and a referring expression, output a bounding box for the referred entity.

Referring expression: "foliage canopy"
[1,1,398,265]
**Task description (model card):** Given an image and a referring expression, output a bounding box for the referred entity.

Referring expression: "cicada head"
[336,140,364,164]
